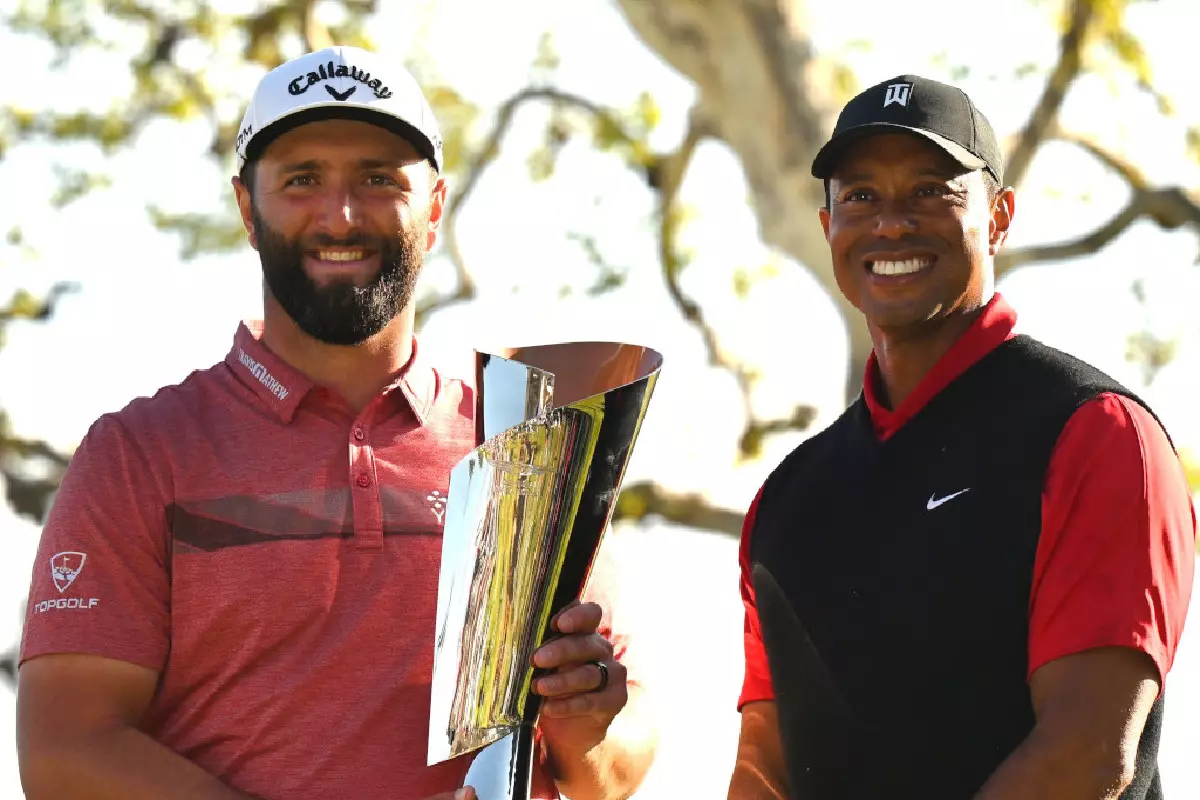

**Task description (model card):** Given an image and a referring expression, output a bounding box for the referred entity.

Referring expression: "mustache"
[302,234,379,249]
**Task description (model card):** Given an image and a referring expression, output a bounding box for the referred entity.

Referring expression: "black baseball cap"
[811,74,1004,184]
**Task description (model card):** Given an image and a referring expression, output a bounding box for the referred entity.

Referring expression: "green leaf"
[148,206,247,260]
[732,269,752,300]
[49,166,111,208]
[532,30,560,74]
[1186,127,1200,165]
[633,91,660,134]
[526,145,557,182]
[591,113,628,152]
[424,84,481,176]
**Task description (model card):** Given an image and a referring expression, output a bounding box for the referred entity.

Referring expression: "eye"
[842,188,873,203]
[284,174,317,187]
[915,184,950,198]
[366,173,400,187]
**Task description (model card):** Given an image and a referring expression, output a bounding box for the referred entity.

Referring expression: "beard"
[252,205,427,346]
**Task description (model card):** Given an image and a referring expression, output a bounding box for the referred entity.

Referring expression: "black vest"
[749,335,1167,799]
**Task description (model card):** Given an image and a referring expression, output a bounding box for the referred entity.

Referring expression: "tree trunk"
[615,0,872,401]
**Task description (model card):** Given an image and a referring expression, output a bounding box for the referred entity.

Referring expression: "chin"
[863,301,943,331]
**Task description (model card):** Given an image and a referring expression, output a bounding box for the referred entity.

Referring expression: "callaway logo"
[51,551,87,593]
[927,489,970,510]
[288,60,393,100]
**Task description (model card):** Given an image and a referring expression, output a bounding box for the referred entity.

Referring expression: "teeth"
[871,258,931,275]
[317,250,366,262]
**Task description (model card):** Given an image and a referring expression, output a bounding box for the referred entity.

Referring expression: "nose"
[872,198,918,239]
[315,182,363,239]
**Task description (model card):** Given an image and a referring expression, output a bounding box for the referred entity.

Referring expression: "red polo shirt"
[738,293,1196,709]
[20,321,635,800]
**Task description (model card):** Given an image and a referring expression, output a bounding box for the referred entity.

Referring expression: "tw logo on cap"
[51,551,87,593]
[883,83,913,108]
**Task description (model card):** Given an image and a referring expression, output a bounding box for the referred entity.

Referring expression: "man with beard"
[15,46,656,800]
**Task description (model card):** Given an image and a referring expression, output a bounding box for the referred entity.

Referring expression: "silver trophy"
[427,341,663,800]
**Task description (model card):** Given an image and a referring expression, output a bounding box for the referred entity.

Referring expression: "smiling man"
[727,75,1195,799]
[16,46,655,800]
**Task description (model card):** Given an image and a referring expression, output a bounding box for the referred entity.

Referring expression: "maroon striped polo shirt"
[20,321,632,800]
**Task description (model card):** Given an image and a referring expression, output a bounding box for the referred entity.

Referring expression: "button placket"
[348,406,384,550]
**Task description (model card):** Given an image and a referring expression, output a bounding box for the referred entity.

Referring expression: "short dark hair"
[823,169,1002,210]
[240,161,257,198]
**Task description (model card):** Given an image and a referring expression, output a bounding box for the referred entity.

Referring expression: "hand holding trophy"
[427,341,663,800]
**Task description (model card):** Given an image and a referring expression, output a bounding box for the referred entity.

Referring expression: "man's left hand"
[532,601,628,732]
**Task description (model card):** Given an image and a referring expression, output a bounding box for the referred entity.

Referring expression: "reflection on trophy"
[428,342,663,800]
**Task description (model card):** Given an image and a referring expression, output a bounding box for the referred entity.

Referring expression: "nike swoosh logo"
[927,489,970,510]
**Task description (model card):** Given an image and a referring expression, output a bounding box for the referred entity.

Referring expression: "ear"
[425,175,449,252]
[988,187,1015,256]
[232,175,259,251]
[818,205,832,243]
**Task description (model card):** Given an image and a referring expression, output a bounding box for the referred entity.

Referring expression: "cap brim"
[810,123,987,179]
[242,104,440,172]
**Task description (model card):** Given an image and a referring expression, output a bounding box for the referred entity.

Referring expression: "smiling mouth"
[310,249,372,262]
[866,256,935,276]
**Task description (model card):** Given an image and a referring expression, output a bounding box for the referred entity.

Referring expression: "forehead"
[259,119,425,167]
[831,132,969,182]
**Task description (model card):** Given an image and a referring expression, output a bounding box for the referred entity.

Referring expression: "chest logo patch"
[426,490,447,524]
[927,488,970,510]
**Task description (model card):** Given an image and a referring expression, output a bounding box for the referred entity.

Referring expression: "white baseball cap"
[235,45,444,173]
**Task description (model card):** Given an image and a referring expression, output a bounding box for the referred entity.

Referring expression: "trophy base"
[462,723,536,800]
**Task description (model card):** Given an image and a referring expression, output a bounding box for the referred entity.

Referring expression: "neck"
[870,306,983,410]
[261,295,416,413]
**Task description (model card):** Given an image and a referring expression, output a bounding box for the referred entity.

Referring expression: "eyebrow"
[835,167,962,184]
[277,158,411,173]
[278,159,322,174]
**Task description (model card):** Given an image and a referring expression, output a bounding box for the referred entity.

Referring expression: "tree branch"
[1000,129,1200,272]
[420,87,630,329]
[998,196,1144,270]
[0,282,79,323]
[0,433,71,467]
[0,469,61,523]
[445,86,817,452]
[302,0,333,51]
[1052,128,1149,190]
[655,108,816,456]
[613,480,743,537]
[1004,0,1100,189]
[655,109,747,388]
[1000,186,1200,271]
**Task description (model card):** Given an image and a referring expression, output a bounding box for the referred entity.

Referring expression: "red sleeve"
[19,413,172,672]
[1029,393,1196,684]
[738,486,775,710]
